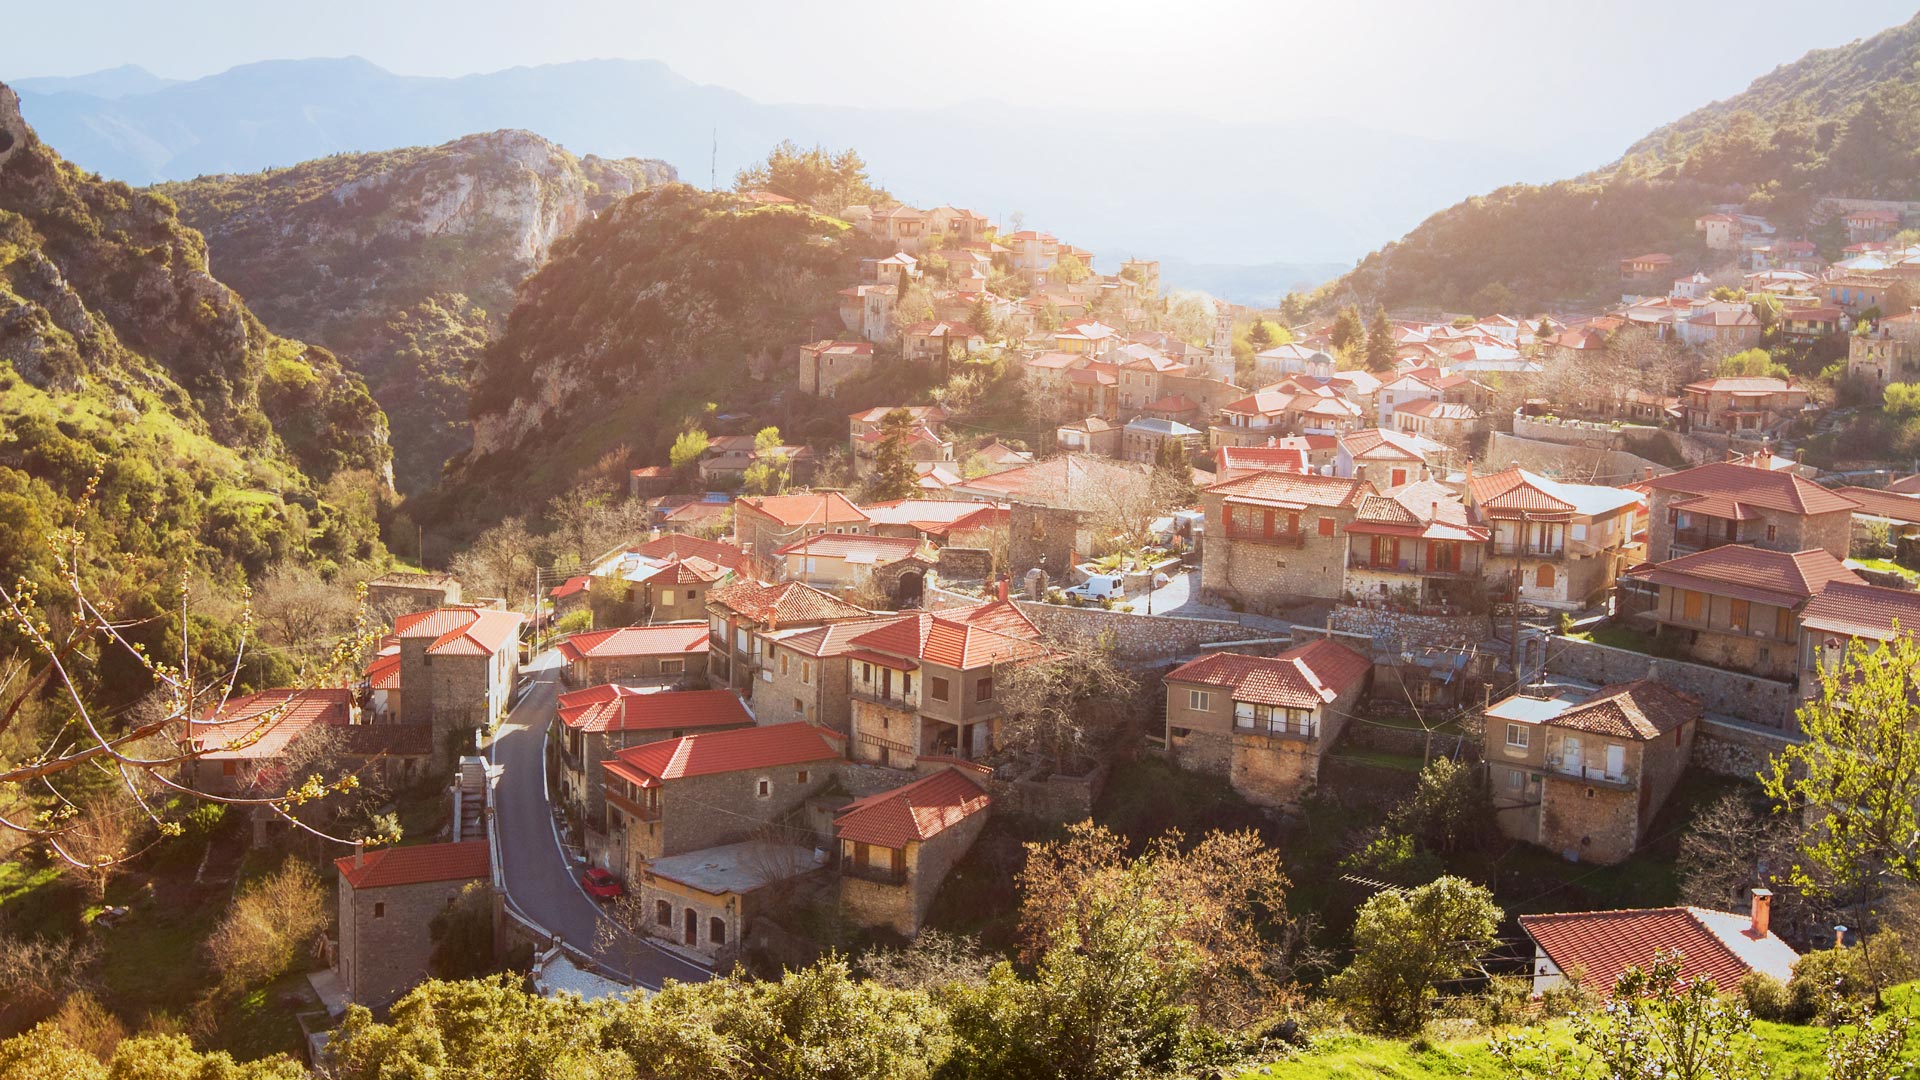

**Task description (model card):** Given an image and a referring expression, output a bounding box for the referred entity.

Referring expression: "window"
[794,698,805,715]
[1234,701,1255,729]
[710,917,727,945]
[1766,524,1778,542]
[1506,724,1530,749]
[222,761,237,776]
[1667,508,1679,525]
[661,589,675,605]
[756,779,771,798]
[1506,767,1524,790]
[1681,589,1704,621]
[1188,689,1211,711]
[975,676,994,701]
[930,676,950,701]
[656,900,672,926]
[780,653,789,676]
[802,661,812,684]
[1730,598,1750,630]
[660,659,683,675]
[1571,523,1587,541]
[862,663,872,681]
[903,674,913,696]
[1318,517,1334,537]
[373,902,386,919]
[797,770,810,784]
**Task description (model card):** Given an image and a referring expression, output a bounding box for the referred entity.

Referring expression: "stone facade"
[335,867,485,1010]
[1009,503,1097,579]
[565,648,705,688]
[1163,663,1368,808]
[1647,490,1852,562]
[1328,604,1490,651]
[755,640,854,733]
[1645,584,1803,680]
[1544,636,1795,731]
[367,574,462,615]
[1199,486,1361,613]
[838,808,990,936]
[399,642,519,767]
[1011,601,1281,662]
[609,764,835,884]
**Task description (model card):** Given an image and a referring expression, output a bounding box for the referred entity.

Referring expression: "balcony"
[1345,554,1476,579]
[852,685,917,710]
[1548,762,1632,789]
[1672,527,1736,551]
[1491,542,1566,557]
[841,863,908,887]
[606,791,662,822]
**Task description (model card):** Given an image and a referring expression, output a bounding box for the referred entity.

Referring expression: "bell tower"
[1209,305,1236,383]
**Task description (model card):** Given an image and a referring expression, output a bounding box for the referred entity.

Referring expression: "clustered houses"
[385,606,525,766]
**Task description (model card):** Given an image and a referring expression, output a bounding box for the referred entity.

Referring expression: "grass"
[1561,623,1655,653]
[1853,556,1920,582]
[1328,749,1430,773]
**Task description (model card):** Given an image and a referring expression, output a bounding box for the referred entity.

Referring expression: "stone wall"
[1512,414,1637,450]
[1013,600,1284,662]
[936,547,995,583]
[1486,431,1670,485]
[1339,720,1468,761]
[988,759,1111,825]
[1544,636,1797,731]
[1329,604,1491,651]
[1691,716,1803,779]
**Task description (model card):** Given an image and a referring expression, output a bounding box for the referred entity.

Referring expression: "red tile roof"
[628,555,731,586]
[190,688,354,760]
[393,607,524,657]
[834,767,991,848]
[1549,680,1700,740]
[336,841,489,890]
[1635,461,1858,515]
[626,534,748,571]
[1165,640,1371,708]
[735,491,869,527]
[605,722,841,785]
[706,580,871,626]
[1630,546,1862,608]
[558,623,708,663]
[1341,428,1431,462]
[847,612,1051,669]
[1520,907,1795,994]
[1800,580,1920,642]
[848,405,950,425]
[1216,445,1310,477]
[1207,470,1370,510]
[548,575,591,599]
[946,600,1041,640]
[766,616,913,659]
[1833,486,1920,524]
[557,686,753,734]
[774,533,927,562]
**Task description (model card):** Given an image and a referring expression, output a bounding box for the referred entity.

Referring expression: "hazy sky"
[6,0,1917,157]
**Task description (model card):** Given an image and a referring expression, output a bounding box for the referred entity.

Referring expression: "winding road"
[488,649,709,990]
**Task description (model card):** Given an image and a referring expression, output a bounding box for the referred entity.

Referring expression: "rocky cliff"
[161,131,675,491]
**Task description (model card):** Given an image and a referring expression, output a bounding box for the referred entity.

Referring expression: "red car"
[581,867,624,901]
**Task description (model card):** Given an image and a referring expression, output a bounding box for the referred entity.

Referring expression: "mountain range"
[7,56,1562,300]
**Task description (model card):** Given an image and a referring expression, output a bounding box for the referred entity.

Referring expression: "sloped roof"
[1520,907,1798,994]
[605,722,841,785]
[736,491,869,527]
[1207,470,1370,510]
[1350,481,1489,541]
[861,499,1009,528]
[847,612,1051,669]
[1685,377,1797,394]
[774,533,927,563]
[834,767,991,848]
[1216,445,1310,477]
[1341,428,1435,462]
[706,581,870,626]
[189,688,354,760]
[1833,486,1920,524]
[1469,468,1642,519]
[1800,580,1920,642]
[952,455,1149,510]
[1165,640,1371,708]
[336,841,489,890]
[627,555,731,586]
[1629,546,1862,608]
[766,615,914,659]
[945,599,1041,640]
[548,575,591,599]
[1548,680,1700,740]
[393,607,524,657]
[1395,398,1478,420]
[558,623,709,663]
[557,686,752,734]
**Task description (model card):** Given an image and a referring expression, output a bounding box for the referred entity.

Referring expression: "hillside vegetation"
[436,183,862,527]
[0,81,391,692]
[1321,11,1920,313]
[161,132,674,492]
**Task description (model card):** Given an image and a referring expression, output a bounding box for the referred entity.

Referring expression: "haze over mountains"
[12,56,1549,302]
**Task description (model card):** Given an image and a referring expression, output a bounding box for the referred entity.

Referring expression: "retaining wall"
[1013,600,1282,662]
[1545,636,1796,731]
[1330,604,1490,651]
[1690,716,1803,780]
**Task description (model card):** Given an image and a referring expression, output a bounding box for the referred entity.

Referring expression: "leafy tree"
[733,140,888,213]
[1330,305,1366,352]
[669,427,711,472]
[1331,875,1502,1033]
[209,858,330,997]
[428,882,497,980]
[1246,319,1276,353]
[1885,382,1920,417]
[863,409,922,503]
[1763,632,1920,896]
[1388,757,1496,855]
[1364,307,1397,372]
[1492,953,1763,1080]
[1053,253,1091,284]
[743,426,791,496]
[995,638,1139,775]
[1714,348,1788,379]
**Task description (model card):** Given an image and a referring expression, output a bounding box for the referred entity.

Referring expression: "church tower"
[1208,305,1236,384]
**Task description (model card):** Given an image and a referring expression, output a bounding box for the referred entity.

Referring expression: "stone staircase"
[455,756,488,842]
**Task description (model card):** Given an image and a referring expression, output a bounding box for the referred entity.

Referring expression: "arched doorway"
[893,570,925,609]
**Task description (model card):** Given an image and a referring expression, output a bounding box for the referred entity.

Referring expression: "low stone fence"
[1486,431,1672,484]
[1545,636,1797,731]
[989,759,1111,824]
[1691,715,1803,779]
[1330,604,1490,651]
[1513,412,1641,450]
[1013,601,1283,662]
[1339,719,1470,761]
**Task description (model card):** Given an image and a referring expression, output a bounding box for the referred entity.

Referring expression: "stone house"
[1833,485,1920,551]
[705,580,872,695]
[1520,895,1798,997]
[926,205,990,246]
[1845,309,1920,392]
[1160,640,1373,807]
[1627,546,1863,679]
[843,612,1052,767]
[1210,388,1292,447]
[1121,417,1201,464]
[1199,471,1373,612]
[547,575,592,621]
[835,766,992,937]
[1465,468,1645,611]
[1117,350,1189,411]
[556,685,756,842]
[797,340,875,397]
[366,571,462,616]
[903,321,985,364]
[1391,398,1479,447]
[602,722,843,879]
[391,607,524,766]
[850,423,954,479]
[849,405,950,442]
[587,535,746,627]
[1056,416,1123,456]
[187,688,432,799]
[1376,368,1447,428]
[1619,253,1674,278]
[1484,680,1699,865]
[772,532,933,598]
[1024,351,1085,417]
[754,615,911,731]
[1679,378,1808,434]
[1334,428,1443,489]
[1797,580,1920,697]
[333,841,490,1010]
[1342,482,1489,612]
[637,839,828,964]
[836,283,897,342]
[628,465,672,500]
[1216,439,1333,478]
[557,623,709,688]
[1641,461,1858,562]
[732,492,871,575]
[951,455,1152,577]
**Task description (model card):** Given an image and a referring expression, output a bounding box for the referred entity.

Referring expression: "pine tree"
[1364,308,1396,371]
[1331,305,1365,352]
[863,409,921,502]
[1247,319,1275,353]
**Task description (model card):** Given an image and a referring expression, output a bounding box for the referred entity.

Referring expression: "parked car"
[1063,573,1126,601]
[581,867,624,900]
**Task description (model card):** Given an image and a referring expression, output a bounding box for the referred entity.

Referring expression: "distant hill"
[0,81,390,686]
[1321,11,1920,313]
[159,131,674,493]
[9,57,1557,268]
[12,63,181,98]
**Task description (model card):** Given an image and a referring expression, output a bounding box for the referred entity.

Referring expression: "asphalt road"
[489,650,709,990]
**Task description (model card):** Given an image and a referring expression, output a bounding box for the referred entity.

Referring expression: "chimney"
[1748,888,1772,939]
[1834,924,1850,949]
[1644,465,1655,482]
[353,840,365,870]
[996,576,1009,602]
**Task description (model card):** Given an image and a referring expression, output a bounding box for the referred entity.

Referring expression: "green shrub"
[552,608,593,637]
[1740,970,1790,1021]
